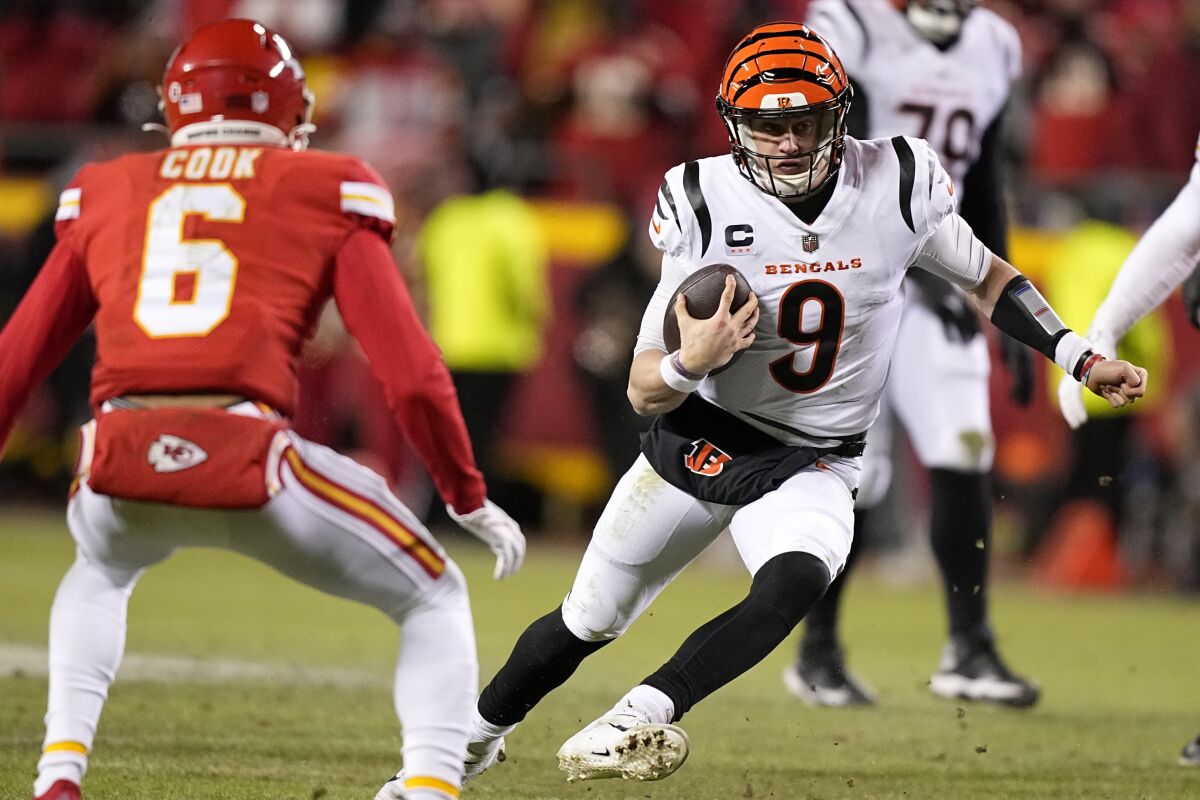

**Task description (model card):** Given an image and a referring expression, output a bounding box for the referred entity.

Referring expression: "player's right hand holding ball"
[676,276,759,376]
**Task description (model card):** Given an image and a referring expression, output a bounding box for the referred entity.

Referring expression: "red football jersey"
[60,145,393,412]
[0,143,487,512]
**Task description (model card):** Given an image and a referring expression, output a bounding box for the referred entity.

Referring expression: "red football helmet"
[160,19,314,148]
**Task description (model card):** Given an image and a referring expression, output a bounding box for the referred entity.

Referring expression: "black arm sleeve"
[959,105,1009,260]
[844,78,869,140]
[990,275,1081,369]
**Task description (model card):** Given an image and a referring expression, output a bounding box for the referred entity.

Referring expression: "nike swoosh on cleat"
[590,748,610,756]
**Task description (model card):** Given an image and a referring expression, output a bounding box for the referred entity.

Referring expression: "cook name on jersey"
[641,136,957,444]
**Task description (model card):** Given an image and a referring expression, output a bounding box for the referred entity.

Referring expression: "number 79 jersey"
[53,145,395,415]
[807,0,1020,189]
[637,136,962,444]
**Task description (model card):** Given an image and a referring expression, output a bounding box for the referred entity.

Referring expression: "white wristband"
[659,352,703,393]
[1053,330,1093,377]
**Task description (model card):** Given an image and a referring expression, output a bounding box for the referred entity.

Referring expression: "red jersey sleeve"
[337,158,397,243]
[332,228,487,514]
[0,239,98,454]
[53,166,88,241]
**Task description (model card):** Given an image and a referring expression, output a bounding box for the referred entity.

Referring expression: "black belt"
[640,395,866,505]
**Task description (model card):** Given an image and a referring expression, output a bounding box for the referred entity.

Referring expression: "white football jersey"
[807,0,1020,189]
[637,137,965,445]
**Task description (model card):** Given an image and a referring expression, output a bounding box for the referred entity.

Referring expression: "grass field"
[1,509,1197,800]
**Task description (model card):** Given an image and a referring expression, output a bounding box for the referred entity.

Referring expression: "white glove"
[447,499,526,580]
[1084,325,1118,360]
[1057,374,1088,430]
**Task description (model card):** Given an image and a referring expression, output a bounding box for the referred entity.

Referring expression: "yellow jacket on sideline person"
[419,189,550,372]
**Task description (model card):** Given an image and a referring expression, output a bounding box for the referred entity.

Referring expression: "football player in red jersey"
[0,20,525,800]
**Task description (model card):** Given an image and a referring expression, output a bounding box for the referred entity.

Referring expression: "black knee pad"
[750,551,832,629]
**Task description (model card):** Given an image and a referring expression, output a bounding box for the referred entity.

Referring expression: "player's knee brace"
[561,584,625,642]
[750,551,833,628]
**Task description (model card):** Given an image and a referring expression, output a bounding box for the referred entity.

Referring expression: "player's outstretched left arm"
[911,212,1147,415]
[333,229,526,579]
[969,255,1147,409]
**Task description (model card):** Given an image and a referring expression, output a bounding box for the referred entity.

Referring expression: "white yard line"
[0,643,387,688]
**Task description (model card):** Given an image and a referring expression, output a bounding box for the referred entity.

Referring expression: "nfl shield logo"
[251,91,270,114]
[802,233,819,253]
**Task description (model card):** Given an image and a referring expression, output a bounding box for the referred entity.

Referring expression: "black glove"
[908,270,980,343]
[1181,260,1200,330]
[999,333,1034,406]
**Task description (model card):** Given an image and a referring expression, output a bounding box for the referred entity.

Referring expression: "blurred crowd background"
[2,0,1200,591]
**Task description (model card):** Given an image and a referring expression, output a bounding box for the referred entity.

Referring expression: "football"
[662,263,754,374]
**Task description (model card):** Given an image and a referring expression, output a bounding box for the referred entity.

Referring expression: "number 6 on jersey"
[134,183,245,338]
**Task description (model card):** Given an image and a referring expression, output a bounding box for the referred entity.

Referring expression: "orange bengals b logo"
[777,96,793,109]
[684,439,732,477]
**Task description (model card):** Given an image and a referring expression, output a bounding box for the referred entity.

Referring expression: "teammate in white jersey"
[1053,133,1200,767]
[784,0,1039,709]
[459,23,1146,785]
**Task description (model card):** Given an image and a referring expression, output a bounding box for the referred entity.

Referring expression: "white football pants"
[37,432,475,800]
[856,290,994,509]
[560,453,859,642]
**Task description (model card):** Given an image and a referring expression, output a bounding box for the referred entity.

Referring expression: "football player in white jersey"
[458,23,1146,785]
[1054,132,1200,767]
[783,0,1040,709]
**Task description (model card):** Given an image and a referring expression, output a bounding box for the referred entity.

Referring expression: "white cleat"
[556,715,690,782]
[373,772,407,800]
[376,768,471,799]
[463,736,506,783]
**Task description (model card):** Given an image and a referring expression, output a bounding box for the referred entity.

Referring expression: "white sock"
[36,553,137,798]
[404,789,456,800]
[32,758,84,797]
[392,566,477,790]
[468,706,517,751]
[609,684,676,725]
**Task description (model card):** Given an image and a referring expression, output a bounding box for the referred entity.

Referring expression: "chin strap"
[287,122,317,151]
[141,122,170,139]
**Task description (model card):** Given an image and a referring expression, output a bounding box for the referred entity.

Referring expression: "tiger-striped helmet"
[717,23,852,199]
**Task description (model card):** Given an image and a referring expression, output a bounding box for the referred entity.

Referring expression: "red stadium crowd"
[2,0,1199,587]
